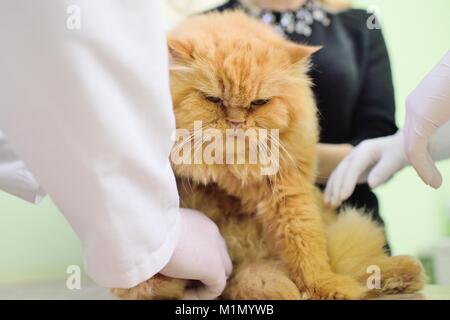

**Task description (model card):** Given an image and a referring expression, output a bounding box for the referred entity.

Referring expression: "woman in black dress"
[208,0,397,228]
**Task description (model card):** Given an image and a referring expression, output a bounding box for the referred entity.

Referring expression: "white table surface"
[1,280,449,300]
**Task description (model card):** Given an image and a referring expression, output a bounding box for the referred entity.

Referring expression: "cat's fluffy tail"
[327,207,387,275]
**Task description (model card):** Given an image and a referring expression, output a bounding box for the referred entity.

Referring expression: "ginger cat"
[112,11,424,300]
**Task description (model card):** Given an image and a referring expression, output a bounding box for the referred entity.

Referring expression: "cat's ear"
[286,43,321,64]
[168,37,195,66]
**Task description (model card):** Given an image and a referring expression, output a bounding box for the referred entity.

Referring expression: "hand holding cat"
[404,51,450,189]
[159,208,233,300]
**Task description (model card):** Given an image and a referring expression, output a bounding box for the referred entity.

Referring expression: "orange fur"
[112,11,424,300]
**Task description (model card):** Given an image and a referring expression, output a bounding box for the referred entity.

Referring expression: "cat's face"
[169,19,316,133]
[169,12,318,178]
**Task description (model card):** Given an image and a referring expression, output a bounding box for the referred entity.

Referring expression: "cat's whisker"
[186,176,193,193]
[269,133,302,176]
[257,139,276,193]
[172,134,195,154]
[172,121,215,156]
[191,135,207,164]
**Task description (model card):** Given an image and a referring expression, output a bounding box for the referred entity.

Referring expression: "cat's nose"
[227,120,245,129]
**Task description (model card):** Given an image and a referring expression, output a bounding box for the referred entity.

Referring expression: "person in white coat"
[0,0,231,299]
[325,51,450,205]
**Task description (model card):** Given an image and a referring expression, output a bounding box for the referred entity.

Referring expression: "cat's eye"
[205,95,223,105]
[251,99,270,107]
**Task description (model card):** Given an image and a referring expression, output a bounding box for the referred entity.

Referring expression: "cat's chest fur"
[218,178,271,214]
[176,174,278,263]
[175,162,275,212]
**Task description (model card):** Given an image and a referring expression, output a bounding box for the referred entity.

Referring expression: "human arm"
[318,16,396,186]
[404,51,450,188]
[324,120,450,205]
[316,143,353,184]
[348,19,398,147]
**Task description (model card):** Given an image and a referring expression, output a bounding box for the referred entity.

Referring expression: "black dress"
[207,0,397,225]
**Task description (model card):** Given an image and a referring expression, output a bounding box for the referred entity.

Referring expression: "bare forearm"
[316,143,353,184]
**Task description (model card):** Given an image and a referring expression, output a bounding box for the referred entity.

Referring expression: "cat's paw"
[307,274,367,300]
[370,255,425,296]
[111,274,187,300]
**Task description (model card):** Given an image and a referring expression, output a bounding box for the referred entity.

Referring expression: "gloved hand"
[324,131,407,206]
[324,120,450,205]
[160,208,232,300]
[0,130,46,203]
[404,51,450,189]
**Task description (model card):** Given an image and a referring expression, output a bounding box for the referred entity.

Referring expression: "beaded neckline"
[236,0,331,37]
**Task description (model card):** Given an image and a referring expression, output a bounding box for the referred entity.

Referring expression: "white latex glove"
[404,51,450,189]
[324,120,450,205]
[0,130,46,203]
[324,131,407,206]
[160,208,233,300]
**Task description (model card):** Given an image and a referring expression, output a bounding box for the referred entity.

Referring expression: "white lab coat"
[0,0,180,288]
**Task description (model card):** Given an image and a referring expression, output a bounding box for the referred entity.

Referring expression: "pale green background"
[0,0,449,285]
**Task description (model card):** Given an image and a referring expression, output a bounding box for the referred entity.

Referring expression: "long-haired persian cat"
[113,11,424,300]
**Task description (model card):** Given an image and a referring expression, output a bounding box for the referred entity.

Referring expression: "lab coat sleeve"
[0,130,46,203]
[0,0,180,288]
